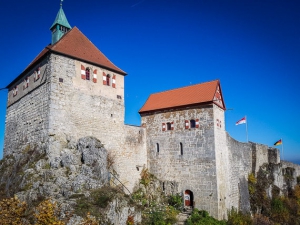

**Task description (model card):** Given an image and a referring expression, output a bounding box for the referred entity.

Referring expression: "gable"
[213,85,225,109]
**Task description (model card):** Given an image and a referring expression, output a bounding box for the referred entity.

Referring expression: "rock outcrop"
[0,136,141,225]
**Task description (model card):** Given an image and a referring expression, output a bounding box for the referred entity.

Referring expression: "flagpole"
[281,138,284,161]
[245,115,248,142]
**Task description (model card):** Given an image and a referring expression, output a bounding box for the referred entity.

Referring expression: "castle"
[3,4,300,220]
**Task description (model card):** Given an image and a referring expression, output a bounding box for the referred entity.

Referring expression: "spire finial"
[60,0,63,7]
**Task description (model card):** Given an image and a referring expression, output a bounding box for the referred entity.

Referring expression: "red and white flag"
[236,117,246,125]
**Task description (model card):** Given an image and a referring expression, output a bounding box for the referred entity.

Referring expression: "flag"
[274,139,282,146]
[236,117,246,125]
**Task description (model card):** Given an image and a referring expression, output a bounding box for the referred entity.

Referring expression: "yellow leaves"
[0,195,27,225]
[80,212,98,225]
[34,199,65,225]
[0,196,102,225]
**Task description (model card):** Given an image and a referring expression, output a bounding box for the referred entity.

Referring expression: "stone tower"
[4,3,147,192]
[139,80,230,219]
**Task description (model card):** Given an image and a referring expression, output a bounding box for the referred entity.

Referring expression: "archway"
[184,190,194,208]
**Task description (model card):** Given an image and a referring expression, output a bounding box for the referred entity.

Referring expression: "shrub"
[81,212,98,225]
[0,196,27,225]
[186,209,226,225]
[270,197,289,224]
[126,215,134,225]
[34,199,64,225]
[227,207,253,225]
[248,173,256,195]
[167,193,182,210]
[142,202,178,225]
[253,214,274,225]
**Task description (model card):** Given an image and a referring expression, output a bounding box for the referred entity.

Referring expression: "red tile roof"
[49,27,126,75]
[7,27,126,88]
[139,80,225,113]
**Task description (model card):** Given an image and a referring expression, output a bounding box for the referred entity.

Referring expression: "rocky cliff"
[0,136,140,225]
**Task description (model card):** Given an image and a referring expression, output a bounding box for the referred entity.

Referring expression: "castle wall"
[141,105,220,218]
[226,134,252,213]
[213,105,230,219]
[46,53,146,192]
[117,125,147,192]
[4,58,50,156]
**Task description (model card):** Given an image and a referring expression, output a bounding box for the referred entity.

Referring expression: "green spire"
[50,0,72,44]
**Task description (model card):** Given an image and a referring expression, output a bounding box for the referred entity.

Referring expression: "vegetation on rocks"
[248,164,300,225]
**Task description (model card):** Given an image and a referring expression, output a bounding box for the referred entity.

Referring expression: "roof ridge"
[150,79,219,96]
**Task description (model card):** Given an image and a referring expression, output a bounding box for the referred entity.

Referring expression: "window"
[156,143,160,153]
[190,119,196,128]
[34,68,40,81]
[13,86,18,97]
[86,68,90,80]
[180,142,183,155]
[167,122,171,130]
[106,74,110,86]
[23,77,29,89]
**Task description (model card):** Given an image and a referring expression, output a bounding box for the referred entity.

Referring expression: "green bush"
[142,203,179,225]
[186,209,226,225]
[167,193,182,210]
[227,207,252,225]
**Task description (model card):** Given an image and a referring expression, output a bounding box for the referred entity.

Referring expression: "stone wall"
[113,124,147,192]
[4,57,50,156]
[141,105,220,218]
[213,104,230,219]
[47,53,146,192]
[226,134,252,213]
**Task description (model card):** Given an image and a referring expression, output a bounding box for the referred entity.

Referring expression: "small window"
[156,143,160,154]
[190,119,196,128]
[23,77,29,89]
[180,142,183,155]
[107,74,110,86]
[167,122,172,130]
[34,68,41,81]
[13,86,18,97]
[86,68,90,80]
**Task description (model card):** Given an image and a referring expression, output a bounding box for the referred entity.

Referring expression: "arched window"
[180,142,183,155]
[167,122,171,130]
[156,143,160,154]
[190,119,196,128]
[106,74,111,86]
[86,68,90,80]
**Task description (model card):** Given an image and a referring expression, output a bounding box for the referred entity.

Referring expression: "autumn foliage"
[0,196,100,225]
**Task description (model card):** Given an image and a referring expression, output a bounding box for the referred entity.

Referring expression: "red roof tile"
[7,27,126,88]
[139,80,225,113]
[50,27,126,75]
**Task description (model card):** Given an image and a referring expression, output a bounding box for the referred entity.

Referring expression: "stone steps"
[176,207,193,225]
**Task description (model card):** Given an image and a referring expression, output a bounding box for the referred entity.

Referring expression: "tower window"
[190,119,196,128]
[13,86,18,97]
[23,77,29,89]
[180,142,183,155]
[167,122,171,130]
[106,74,110,86]
[156,143,160,154]
[86,68,90,80]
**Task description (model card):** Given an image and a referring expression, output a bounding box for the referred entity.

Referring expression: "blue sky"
[0,0,299,163]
